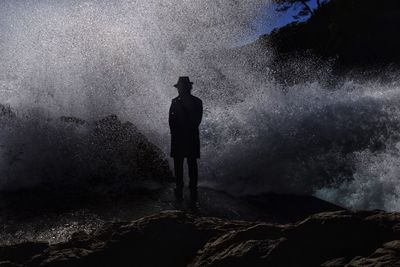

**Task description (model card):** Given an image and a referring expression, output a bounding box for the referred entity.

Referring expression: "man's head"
[174,76,193,95]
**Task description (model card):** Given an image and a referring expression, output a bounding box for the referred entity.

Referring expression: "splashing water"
[1,0,400,210]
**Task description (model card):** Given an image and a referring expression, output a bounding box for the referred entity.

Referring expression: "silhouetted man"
[169,76,203,205]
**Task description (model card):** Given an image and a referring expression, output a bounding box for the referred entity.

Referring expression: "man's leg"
[174,157,184,200]
[187,158,198,203]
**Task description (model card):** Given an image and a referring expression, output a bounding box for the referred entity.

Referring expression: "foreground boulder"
[2,210,400,266]
[0,112,171,194]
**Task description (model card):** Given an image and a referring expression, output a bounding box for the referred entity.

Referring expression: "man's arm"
[169,102,175,132]
[197,100,203,127]
[200,100,203,124]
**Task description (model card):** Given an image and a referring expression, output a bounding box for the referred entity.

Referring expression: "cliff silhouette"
[256,0,400,82]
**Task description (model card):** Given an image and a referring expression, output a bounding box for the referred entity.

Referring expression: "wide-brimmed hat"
[174,76,193,88]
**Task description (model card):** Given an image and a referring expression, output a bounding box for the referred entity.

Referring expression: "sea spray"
[1,0,400,210]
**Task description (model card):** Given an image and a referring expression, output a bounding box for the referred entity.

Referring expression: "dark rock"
[1,113,172,196]
[252,0,400,85]
[24,211,250,267]
[191,210,400,266]
[0,262,24,267]
[0,242,48,265]
[0,111,172,217]
[344,240,400,266]
[2,210,400,267]
[264,0,400,69]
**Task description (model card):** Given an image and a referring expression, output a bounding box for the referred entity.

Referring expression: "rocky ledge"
[1,210,400,267]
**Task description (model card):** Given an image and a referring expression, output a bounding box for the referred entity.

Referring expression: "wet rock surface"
[2,210,400,267]
[0,111,172,195]
[0,187,342,245]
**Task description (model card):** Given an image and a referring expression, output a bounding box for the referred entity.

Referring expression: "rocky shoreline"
[1,209,400,267]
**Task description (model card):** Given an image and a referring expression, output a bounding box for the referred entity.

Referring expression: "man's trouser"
[174,157,198,202]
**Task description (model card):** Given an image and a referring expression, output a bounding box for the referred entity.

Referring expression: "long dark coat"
[169,95,203,159]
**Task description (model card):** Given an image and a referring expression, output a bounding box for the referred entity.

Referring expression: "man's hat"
[174,76,193,88]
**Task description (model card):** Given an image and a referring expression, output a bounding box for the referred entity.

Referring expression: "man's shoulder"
[191,95,202,104]
[172,95,202,104]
